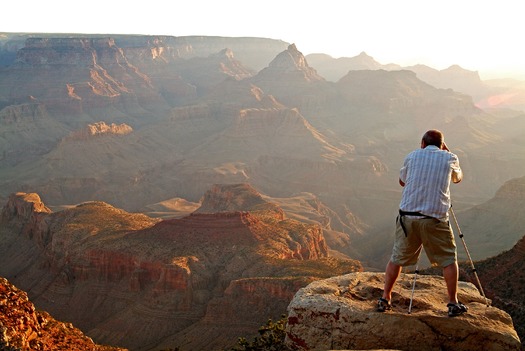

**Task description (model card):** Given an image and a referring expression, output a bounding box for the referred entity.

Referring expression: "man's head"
[421,129,444,148]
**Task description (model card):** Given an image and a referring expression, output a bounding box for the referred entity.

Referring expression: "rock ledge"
[286,272,521,350]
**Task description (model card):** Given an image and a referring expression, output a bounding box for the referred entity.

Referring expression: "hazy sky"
[3,0,523,80]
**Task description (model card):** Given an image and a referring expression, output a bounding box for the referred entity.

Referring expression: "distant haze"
[2,0,523,80]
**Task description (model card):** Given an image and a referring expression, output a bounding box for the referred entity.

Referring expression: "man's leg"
[443,261,459,304]
[382,260,402,301]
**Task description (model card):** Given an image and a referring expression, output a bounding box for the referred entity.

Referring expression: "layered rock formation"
[285,272,521,350]
[306,51,401,81]
[257,44,324,83]
[2,33,525,285]
[0,190,361,350]
[451,175,525,261]
[6,37,160,114]
[476,234,525,343]
[0,276,125,351]
[196,183,282,214]
[306,50,525,111]
[64,121,132,141]
[250,44,330,107]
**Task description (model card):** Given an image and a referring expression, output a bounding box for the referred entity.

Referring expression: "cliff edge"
[286,272,521,351]
[0,276,125,351]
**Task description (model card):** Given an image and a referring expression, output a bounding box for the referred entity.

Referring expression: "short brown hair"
[422,130,443,147]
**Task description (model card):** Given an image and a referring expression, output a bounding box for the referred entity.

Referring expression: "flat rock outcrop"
[286,272,521,351]
[196,183,281,214]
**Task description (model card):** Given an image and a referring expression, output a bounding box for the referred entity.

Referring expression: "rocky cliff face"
[63,121,133,141]
[1,33,289,73]
[258,44,324,82]
[494,175,525,199]
[2,33,525,288]
[0,39,159,133]
[451,175,525,261]
[1,192,51,241]
[0,276,125,351]
[306,51,401,81]
[250,44,328,105]
[286,272,521,350]
[0,191,361,350]
[475,234,525,343]
[196,183,283,214]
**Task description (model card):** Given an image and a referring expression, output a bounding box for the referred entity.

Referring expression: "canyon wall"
[0,191,361,350]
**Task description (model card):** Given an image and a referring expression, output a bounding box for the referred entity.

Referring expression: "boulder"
[286,272,521,351]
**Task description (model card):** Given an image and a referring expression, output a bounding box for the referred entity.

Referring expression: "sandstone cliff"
[0,276,125,351]
[305,51,525,111]
[2,33,525,290]
[257,44,324,83]
[286,272,521,350]
[306,51,401,81]
[196,183,282,214]
[63,121,133,141]
[250,44,330,108]
[3,37,161,115]
[2,34,521,226]
[475,234,525,344]
[0,191,361,350]
[450,175,525,261]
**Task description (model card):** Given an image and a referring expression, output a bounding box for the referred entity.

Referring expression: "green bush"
[228,315,293,351]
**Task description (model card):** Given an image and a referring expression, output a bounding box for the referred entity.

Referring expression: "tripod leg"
[408,262,420,314]
[450,207,490,306]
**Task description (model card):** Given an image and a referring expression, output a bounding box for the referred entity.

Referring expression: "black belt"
[398,210,434,236]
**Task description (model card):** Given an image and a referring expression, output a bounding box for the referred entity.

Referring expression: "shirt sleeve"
[450,153,463,183]
[399,155,410,184]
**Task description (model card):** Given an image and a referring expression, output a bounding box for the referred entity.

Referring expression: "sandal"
[377,297,392,312]
[447,302,468,317]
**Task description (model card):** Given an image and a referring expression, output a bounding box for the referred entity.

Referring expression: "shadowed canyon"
[1,33,524,350]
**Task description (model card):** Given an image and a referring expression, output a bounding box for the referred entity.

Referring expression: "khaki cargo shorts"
[391,216,457,267]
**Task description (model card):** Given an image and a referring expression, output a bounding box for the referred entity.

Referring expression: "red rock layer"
[0,277,125,351]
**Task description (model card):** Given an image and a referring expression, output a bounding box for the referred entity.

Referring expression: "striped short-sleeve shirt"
[399,145,462,219]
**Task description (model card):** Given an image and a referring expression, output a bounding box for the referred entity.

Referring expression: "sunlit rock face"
[0,276,126,351]
[0,190,361,350]
[63,121,133,141]
[3,33,523,224]
[285,272,521,351]
[2,35,525,323]
[6,37,159,112]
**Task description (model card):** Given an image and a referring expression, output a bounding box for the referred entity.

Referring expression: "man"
[378,129,467,317]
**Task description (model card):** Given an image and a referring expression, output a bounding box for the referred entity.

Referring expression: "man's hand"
[442,142,450,151]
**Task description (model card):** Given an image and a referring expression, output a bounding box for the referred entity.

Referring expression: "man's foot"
[377,298,392,312]
[447,302,468,317]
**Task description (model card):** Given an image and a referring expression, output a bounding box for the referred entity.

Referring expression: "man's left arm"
[450,155,462,184]
[451,165,463,183]
[443,142,462,183]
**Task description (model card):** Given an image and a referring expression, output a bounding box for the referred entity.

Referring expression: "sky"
[2,0,524,80]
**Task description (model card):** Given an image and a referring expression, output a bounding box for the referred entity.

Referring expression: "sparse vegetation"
[228,315,293,351]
